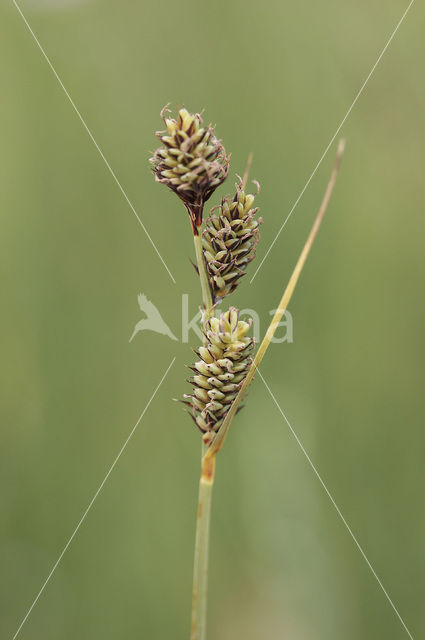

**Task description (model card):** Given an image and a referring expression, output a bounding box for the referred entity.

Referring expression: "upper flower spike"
[150,106,229,231]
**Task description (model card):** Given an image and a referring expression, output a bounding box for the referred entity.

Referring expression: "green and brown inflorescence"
[151,106,261,445]
[184,309,254,446]
[150,106,229,230]
[202,181,262,301]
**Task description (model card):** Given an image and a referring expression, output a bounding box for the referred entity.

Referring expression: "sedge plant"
[151,105,345,640]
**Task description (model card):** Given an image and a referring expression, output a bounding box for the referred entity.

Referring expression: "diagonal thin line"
[257,367,414,639]
[11,356,176,640]
[250,0,415,283]
[13,0,176,285]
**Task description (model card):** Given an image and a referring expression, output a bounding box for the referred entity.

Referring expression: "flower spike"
[151,106,229,231]
[202,179,262,300]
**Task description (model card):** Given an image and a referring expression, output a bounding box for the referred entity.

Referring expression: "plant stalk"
[193,229,213,318]
[191,454,216,640]
[191,223,216,640]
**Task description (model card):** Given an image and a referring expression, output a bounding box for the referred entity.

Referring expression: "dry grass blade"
[205,139,346,460]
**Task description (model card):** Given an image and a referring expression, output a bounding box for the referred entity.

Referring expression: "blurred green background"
[1,1,424,638]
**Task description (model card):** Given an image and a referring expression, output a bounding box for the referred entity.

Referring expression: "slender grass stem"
[191,226,215,640]
[191,454,216,640]
[205,139,345,460]
[193,229,213,317]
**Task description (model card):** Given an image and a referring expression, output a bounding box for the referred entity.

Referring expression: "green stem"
[191,455,215,640]
[193,229,213,319]
[191,225,216,639]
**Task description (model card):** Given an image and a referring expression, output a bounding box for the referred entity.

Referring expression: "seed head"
[184,308,254,445]
[202,180,262,300]
[151,106,229,230]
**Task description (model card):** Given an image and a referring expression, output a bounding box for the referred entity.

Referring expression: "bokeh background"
[1,1,424,638]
